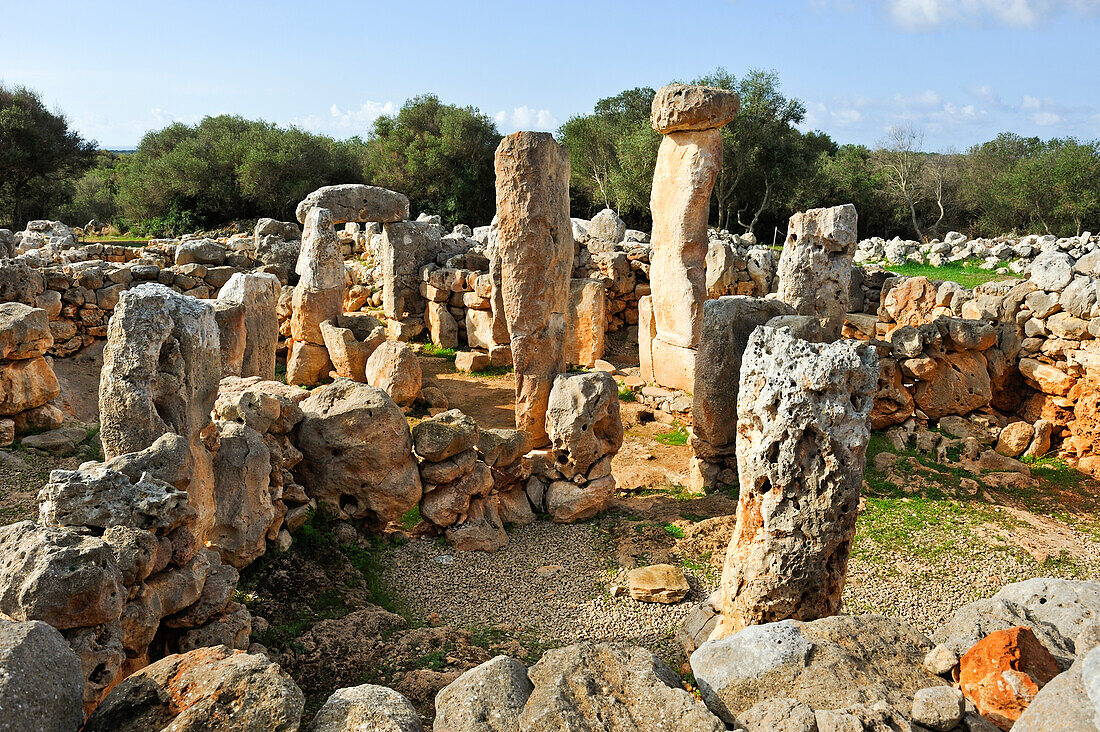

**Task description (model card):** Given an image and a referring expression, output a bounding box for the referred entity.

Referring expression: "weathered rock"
[958,626,1060,730]
[996,421,1034,457]
[586,208,627,246]
[545,371,623,479]
[544,475,616,523]
[295,379,422,523]
[0,521,125,629]
[494,132,574,446]
[1019,357,1075,396]
[650,83,740,133]
[103,525,159,586]
[292,206,343,333]
[286,341,333,386]
[1029,250,1074,291]
[692,297,794,461]
[912,352,993,419]
[1014,643,1100,732]
[420,461,493,527]
[364,341,422,406]
[0,356,60,416]
[565,278,607,367]
[715,327,877,637]
[147,550,210,616]
[64,619,126,713]
[737,697,818,732]
[434,655,533,732]
[871,358,915,429]
[444,495,508,552]
[177,601,251,652]
[455,350,490,373]
[477,427,530,467]
[83,645,304,732]
[212,300,246,377]
[307,683,423,731]
[0,302,52,360]
[692,615,946,724]
[99,283,219,535]
[295,183,409,225]
[38,463,194,532]
[413,409,479,462]
[207,421,274,568]
[218,272,280,380]
[0,617,84,732]
[627,564,691,604]
[382,221,440,319]
[776,204,858,339]
[520,643,724,731]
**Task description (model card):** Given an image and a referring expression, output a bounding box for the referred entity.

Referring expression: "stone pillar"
[713,326,878,639]
[287,206,342,385]
[218,272,280,380]
[690,297,794,490]
[99,283,221,537]
[644,85,739,392]
[494,132,573,447]
[776,204,858,340]
[381,220,441,322]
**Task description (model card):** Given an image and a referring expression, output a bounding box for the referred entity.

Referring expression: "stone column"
[776,204,859,340]
[494,132,573,447]
[713,326,878,639]
[218,272,280,380]
[287,206,342,385]
[690,296,794,490]
[645,84,739,391]
[99,283,221,537]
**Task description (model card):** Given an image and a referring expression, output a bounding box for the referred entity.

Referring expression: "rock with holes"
[82,645,304,732]
[1014,643,1100,732]
[494,131,574,446]
[545,371,623,479]
[37,463,195,533]
[295,379,422,524]
[776,204,859,340]
[912,352,993,419]
[99,283,220,537]
[713,326,878,638]
[434,655,533,732]
[207,421,274,569]
[295,183,409,226]
[0,617,84,732]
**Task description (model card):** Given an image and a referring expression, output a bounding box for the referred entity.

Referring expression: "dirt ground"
[2,343,1099,723]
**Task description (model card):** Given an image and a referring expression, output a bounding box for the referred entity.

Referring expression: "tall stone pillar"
[218,272,280,380]
[713,326,878,639]
[287,206,342,385]
[494,132,573,446]
[645,84,739,391]
[776,204,859,340]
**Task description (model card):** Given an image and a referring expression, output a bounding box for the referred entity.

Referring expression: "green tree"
[0,84,96,228]
[363,95,501,226]
[60,150,128,226]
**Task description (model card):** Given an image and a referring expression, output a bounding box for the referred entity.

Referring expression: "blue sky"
[2,0,1098,150]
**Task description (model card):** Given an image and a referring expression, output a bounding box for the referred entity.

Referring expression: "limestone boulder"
[519,643,724,730]
[307,683,423,731]
[0,521,125,629]
[176,601,251,652]
[693,297,794,460]
[103,525,159,586]
[692,615,946,725]
[0,302,52,359]
[565,278,607,367]
[650,83,740,133]
[1029,250,1074,291]
[0,617,84,732]
[586,208,626,247]
[912,352,992,419]
[958,626,1060,730]
[434,655,533,732]
[38,463,194,532]
[494,131,574,446]
[64,620,126,713]
[627,564,691,604]
[207,421,275,568]
[83,645,303,732]
[295,379,422,523]
[295,183,409,225]
[381,220,440,319]
[413,409,479,462]
[218,272,280,380]
[776,204,859,339]
[544,476,616,523]
[175,239,226,267]
[364,341,422,406]
[444,495,508,552]
[0,356,60,416]
[1014,644,1100,732]
[545,371,623,479]
[715,327,877,637]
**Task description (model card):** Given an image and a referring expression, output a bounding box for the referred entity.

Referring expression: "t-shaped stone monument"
[639,84,739,391]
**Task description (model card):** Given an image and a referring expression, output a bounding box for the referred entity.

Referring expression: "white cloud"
[1033,111,1063,125]
[493,106,559,132]
[293,100,396,135]
[883,0,1100,30]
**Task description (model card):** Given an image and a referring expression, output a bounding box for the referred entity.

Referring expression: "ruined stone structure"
[777,203,859,340]
[494,132,574,446]
[714,326,878,638]
[641,84,739,391]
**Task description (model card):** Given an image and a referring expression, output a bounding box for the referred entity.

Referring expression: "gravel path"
[384,521,717,662]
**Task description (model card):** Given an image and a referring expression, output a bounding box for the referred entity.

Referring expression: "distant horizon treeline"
[2,71,1098,240]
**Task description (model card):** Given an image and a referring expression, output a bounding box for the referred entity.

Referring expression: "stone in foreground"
[0,617,84,732]
[306,683,423,731]
[627,564,691,604]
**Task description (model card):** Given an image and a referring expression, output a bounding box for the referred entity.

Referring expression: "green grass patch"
[654,424,689,446]
[400,505,422,532]
[883,261,1012,290]
[661,522,686,539]
[618,385,637,402]
[422,342,457,360]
